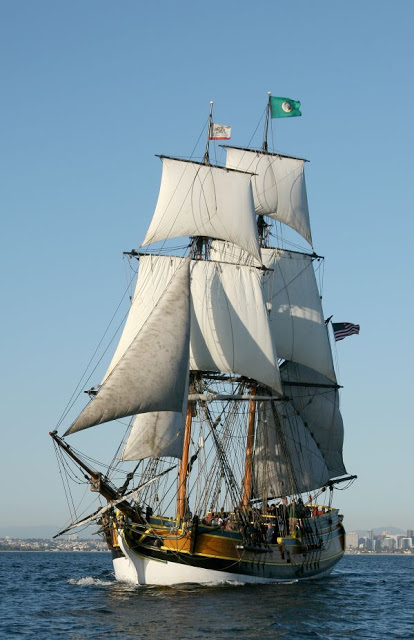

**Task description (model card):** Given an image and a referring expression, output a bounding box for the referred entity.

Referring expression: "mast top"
[203,101,214,165]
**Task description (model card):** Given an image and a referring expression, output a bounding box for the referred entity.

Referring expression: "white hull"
[113,534,334,586]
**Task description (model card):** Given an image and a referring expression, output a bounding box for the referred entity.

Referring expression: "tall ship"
[51,95,356,584]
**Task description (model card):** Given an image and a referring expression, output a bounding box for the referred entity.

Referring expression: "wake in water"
[68,576,113,587]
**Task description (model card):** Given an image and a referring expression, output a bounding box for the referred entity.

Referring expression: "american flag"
[332,322,360,341]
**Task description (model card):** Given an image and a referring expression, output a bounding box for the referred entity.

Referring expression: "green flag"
[270,96,301,118]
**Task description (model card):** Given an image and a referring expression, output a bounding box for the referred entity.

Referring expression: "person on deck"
[289,500,298,534]
[278,497,289,535]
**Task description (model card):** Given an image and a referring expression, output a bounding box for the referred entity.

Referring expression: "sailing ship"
[51,95,356,585]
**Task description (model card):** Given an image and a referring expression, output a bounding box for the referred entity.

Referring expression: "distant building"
[383,537,396,550]
[374,539,382,551]
[401,538,412,550]
[346,532,359,549]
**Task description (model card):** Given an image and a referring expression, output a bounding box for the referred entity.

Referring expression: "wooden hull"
[111,510,345,585]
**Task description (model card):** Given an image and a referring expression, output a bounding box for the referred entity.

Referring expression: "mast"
[176,401,194,524]
[257,92,272,246]
[203,101,214,165]
[262,91,271,152]
[178,100,215,519]
[241,385,257,510]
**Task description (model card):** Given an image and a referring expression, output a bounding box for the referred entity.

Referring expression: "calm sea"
[1,552,413,639]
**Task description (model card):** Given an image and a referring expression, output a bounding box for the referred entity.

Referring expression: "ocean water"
[1,552,413,639]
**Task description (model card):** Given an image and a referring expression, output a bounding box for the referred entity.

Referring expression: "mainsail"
[280,362,346,478]
[253,362,346,498]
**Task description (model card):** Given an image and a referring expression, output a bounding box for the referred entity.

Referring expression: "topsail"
[225,146,312,245]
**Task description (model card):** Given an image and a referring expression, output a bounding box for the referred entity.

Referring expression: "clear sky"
[1,0,413,536]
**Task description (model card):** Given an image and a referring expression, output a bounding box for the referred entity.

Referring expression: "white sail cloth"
[189,259,281,393]
[104,254,281,392]
[210,241,336,382]
[121,253,283,461]
[262,248,336,382]
[122,373,189,461]
[225,146,312,245]
[280,362,346,478]
[142,157,262,263]
[254,363,346,497]
[65,259,191,435]
[253,400,331,498]
[122,409,186,461]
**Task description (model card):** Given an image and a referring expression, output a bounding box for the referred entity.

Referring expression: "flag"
[332,322,360,342]
[209,123,231,140]
[270,96,302,119]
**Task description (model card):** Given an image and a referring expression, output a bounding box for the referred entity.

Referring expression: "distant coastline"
[0,537,107,553]
[1,537,413,555]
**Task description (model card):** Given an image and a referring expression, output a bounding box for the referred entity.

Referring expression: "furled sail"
[142,157,261,262]
[253,400,331,498]
[64,259,191,435]
[280,362,346,478]
[224,146,312,245]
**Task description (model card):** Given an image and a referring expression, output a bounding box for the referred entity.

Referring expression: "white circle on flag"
[281,101,293,113]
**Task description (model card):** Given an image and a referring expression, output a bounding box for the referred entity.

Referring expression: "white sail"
[64,259,191,435]
[280,362,346,478]
[262,247,336,382]
[253,400,331,498]
[122,411,185,461]
[209,242,336,382]
[189,259,282,393]
[122,372,189,461]
[142,157,261,262]
[103,254,184,383]
[225,146,312,245]
[107,254,281,393]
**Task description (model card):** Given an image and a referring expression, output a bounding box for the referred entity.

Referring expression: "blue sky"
[1,0,413,536]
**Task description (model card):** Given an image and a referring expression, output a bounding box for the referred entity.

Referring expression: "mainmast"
[176,399,194,524]
[178,102,214,524]
[241,385,257,510]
